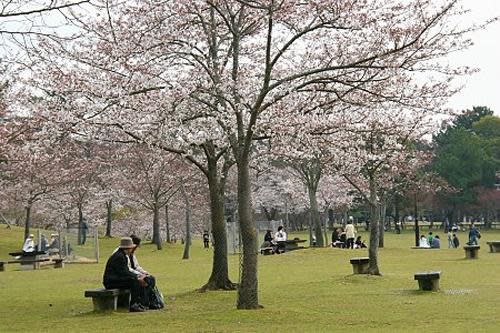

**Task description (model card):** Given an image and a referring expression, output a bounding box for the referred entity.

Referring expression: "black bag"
[149,286,165,309]
[478,233,481,239]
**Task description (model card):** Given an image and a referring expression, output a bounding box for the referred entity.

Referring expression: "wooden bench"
[350,257,369,274]
[8,258,51,270]
[486,241,500,253]
[463,245,480,259]
[414,271,441,291]
[84,288,130,311]
[284,239,307,251]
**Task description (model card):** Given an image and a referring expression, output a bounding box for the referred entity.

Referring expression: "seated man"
[103,237,149,312]
[47,234,60,254]
[430,235,441,249]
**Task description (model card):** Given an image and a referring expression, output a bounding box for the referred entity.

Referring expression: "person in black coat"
[103,237,148,312]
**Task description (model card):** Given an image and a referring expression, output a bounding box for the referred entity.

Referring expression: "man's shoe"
[129,303,146,312]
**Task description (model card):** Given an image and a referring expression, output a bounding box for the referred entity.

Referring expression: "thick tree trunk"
[200,158,235,291]
[152,204,162,250]
[308,187,324,247]
[165,204,171,243]
[182,186,191,260]
[105,199,112,237]
[236,157,260,309]
[368,176,381,275]
[24,204,32,240]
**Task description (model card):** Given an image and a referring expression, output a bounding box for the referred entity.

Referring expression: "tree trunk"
[307,186,324,247]
[152,203,162,250]
[414,193,420,247]
[284,198,289,230]
[77,204,83,245]
[165,204,171,243]
[24,204,32,240]
[378,202,385,248]
[105,199,112,237]
[236,156,260,309]
[199,157,235,291]
[182,186,191,260]
[368,176,381,275]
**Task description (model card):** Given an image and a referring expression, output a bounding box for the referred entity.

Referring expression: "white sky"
[447,0,500,116]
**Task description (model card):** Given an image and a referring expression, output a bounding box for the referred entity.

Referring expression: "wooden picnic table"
[8,251,49,270]
[283,239,307,251]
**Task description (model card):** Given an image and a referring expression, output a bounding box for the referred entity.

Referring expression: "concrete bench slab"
[350,257,370,274]
[84,288,130,311]
[414,271,441,291]
[486,241,500,253]
[463,245,480,259]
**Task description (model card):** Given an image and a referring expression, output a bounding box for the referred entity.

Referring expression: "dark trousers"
[346,238,354,249]
[276,241,286,253]
[104,278,147,306]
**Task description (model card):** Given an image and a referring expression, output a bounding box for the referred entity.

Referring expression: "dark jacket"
[103,249,137,287]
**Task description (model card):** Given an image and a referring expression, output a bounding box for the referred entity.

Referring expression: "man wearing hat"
[103,237,148,312]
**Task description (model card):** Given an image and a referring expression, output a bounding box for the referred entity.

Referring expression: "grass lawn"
[1,225,500,332]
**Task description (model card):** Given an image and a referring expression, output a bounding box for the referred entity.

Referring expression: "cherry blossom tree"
[18,0,483,308]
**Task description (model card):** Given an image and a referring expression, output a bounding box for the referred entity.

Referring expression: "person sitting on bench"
[129,235,162,310]
[274,226,287,254]
[48,234,60,254]
[103,237,149,312]
[22,234,36,253]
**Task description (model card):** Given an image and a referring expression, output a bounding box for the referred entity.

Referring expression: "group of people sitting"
[331,222,367,249]
[103,235,163,312]
[261,226,288,254]
[419,232,442,248]
[22,233,60,254]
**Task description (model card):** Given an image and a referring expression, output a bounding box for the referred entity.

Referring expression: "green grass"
[1,226,500,332]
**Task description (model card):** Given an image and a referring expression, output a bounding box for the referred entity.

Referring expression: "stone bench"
[84,288,130,311]
[486,241,500,253]
[463,245,480,259]
[350,257,369,274]
[414,271,441,291]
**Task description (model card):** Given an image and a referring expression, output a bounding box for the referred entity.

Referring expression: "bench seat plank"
[84,288,130,311]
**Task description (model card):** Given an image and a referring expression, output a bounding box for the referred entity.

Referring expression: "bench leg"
[465,249,479,259]
[19,263,35,271]
[0,263,4,272]
[92,296,118,311]
[54,261,64,269]
[352,263,369,274]
[117,293,130,309]
[417,279,439,291]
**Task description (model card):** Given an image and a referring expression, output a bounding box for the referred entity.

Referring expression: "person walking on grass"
[468,224,481,245]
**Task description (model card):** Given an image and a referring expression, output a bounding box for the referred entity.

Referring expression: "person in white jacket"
[22,234,36,253]
[274,226,287,253]
[345,222,357,249]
